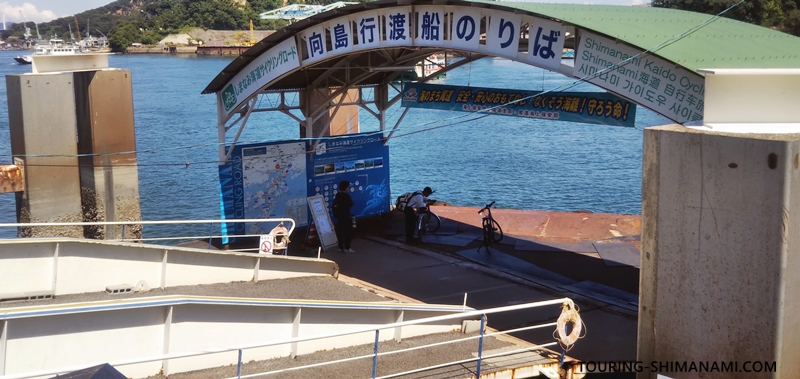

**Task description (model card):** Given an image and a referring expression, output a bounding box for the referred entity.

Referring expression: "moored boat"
[12,38,84,65]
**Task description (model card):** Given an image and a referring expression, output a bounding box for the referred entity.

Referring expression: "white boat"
[415,55,446,80]
[13,38,83,65]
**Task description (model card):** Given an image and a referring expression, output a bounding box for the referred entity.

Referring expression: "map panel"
[241,142,308,234]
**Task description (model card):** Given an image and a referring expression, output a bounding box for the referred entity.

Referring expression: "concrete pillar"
[300,88,360,137]
[6,74,83,237]
[74,70,142,240]
[638,69,800,379]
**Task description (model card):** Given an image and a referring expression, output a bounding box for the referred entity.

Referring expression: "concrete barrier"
[0,239,338,300]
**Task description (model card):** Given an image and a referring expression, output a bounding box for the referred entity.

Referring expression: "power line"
[2,2,742,164]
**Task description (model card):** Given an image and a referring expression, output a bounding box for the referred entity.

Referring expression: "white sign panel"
[527,18,566,71]
[450,8,481,51]
[355,11,380,49]
[328,17,354,55]
[307,195,338,250]
[303,25,328,64]
[259,235,274,254]
[382,7,411,46]
[415,6,444,46]
[487,11,521,59]
[574,31,705,123]
[221,38,300,116]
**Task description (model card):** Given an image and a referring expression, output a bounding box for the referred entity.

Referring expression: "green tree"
[108,20,140,49]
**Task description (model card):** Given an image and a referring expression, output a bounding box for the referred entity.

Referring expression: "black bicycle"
[478,201,503,252]
[416,202,441,242]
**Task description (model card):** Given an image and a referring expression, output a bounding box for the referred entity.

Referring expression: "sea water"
[0,50,670,238]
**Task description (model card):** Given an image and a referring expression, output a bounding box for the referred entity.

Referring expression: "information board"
[307,195,338,250]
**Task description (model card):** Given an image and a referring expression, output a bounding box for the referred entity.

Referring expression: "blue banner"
[401,83,636,127]
[307,133,391,220]
[218,133,391,236]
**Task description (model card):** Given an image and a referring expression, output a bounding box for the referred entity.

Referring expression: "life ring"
[556,302,583,348]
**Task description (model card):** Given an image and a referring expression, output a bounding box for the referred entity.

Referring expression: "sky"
[0,0,646,24]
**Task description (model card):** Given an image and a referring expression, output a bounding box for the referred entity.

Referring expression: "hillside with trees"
[1,0,361,50]
[5,0,799,52]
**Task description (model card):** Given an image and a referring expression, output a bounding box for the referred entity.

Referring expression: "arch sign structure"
[205,0,800,163]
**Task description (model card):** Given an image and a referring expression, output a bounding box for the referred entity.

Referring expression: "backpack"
[395,191,421,212]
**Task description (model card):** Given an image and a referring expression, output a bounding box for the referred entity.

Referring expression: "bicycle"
[416,202,441,242]
[478,201,503,252]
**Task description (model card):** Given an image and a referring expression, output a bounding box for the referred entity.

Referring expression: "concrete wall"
[639,125,800,379]
[0,239,339,299]
[6,74,83,237]
[0,296,474,378]
[74,70,142,240]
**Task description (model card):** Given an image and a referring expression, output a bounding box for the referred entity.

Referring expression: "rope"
[553,300,586,351]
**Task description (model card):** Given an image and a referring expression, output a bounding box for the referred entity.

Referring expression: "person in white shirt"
[404,187,433,243]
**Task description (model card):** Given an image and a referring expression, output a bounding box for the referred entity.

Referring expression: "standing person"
[332,180,355,253]
[404,187,433,244]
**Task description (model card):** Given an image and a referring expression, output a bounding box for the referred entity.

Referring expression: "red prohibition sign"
[261,240,272,252]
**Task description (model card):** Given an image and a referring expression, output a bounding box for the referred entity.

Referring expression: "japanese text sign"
[487,11,521,59]
[221,38,299,116]
[401,83,636,127]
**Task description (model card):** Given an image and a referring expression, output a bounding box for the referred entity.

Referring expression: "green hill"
[1,0,326,50]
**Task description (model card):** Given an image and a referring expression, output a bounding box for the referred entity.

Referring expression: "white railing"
[0,298,578,379]
[0,218,296,253]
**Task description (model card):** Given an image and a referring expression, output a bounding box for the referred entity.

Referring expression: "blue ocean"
[0,50,670,238]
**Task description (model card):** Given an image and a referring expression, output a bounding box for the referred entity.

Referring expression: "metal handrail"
[0,298,575,379]
[0,218,296,250]
[233,321,561,379]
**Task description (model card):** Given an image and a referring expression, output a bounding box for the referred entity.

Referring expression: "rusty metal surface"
[0,162,24,193]
[431,206,640,243]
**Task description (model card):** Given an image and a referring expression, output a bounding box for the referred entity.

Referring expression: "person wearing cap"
[332,180,356,253]
[404,187,434,244]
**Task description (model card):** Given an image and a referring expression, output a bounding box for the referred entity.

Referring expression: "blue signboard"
[307,133,391,221]
[219,133,391,236]
[401,83,636,127]
[219,141,309,236]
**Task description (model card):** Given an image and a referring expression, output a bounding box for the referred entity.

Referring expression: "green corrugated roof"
[488,2,800,73]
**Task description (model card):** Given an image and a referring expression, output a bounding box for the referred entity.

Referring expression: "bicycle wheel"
[489,219,503,243]
[418,213,429,241]
[481,218,493,243]
[426,212,441,233]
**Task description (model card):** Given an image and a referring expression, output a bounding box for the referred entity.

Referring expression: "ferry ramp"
[0,235,580,379]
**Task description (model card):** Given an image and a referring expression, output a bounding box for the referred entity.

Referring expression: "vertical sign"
[328,16,354,55]
[415,6,444,46]
[574,31,705,123]
[355,11,380,49]
[303,25,328,64]
[527,18,566,71]
[486,11,520,59]
[307,195,338,251]
[383,7,411,46]
[450,8,481,51]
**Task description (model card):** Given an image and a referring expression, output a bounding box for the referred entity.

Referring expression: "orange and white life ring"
[556,301,583,348]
